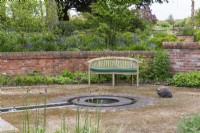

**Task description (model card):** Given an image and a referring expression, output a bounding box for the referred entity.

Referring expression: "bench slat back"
[88,57,140,68]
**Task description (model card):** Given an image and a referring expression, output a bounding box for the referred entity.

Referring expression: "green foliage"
[194,29,200,42]
[153,50,170,81]
[54,21,76,36]
[0,73,12,85]
[134,51,170,84]
[14,75,52,86]
[150,32,176,48]
[156,21,170,28]
[135,56,154,83]
[73,71,88,83]
[52,76,72,84]
[4,1,46,32]
[0,30,22,52]
[89,0,145,49]
[195,9,200,26]
[178,27,194,36]
[174,19,187,27]
[59,70,73,78]
[172,71,200,87]
[177,113,200,133]
[115,31,155,51]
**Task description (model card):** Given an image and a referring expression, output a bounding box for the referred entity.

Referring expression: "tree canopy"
[55,0,168,21]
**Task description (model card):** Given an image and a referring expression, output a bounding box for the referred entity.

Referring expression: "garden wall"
[0,51,154,76]
[163,42,200,72]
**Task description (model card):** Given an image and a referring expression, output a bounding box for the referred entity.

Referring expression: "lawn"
[1,84,200,133]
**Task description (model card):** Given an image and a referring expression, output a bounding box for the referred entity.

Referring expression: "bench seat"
[90,67,137,72]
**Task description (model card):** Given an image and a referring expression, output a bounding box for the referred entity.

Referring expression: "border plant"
[177,113,200,133]
[172,71,200,87]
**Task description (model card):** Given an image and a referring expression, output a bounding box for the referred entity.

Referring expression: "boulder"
[156,86,172,98]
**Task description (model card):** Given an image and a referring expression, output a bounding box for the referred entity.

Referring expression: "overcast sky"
[151,0,200,21]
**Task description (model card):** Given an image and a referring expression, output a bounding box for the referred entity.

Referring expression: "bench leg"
[98,74,100,84]
[88,71,91,85]
[131,75,133,86]
[137,73,139,87]
[112,74,115,86]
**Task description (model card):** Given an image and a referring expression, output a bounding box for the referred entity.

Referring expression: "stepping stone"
[0,118,19,133]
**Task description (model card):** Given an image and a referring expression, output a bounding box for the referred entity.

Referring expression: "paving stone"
[0,118,19,133]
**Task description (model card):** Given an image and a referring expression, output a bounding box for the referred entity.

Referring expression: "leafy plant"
[172,71,200,87]
[194,29,200,42]
[178,27,194,36]
[152,50,171,81]
[135,56,154,83]
[177,113,200,133]
[52,76,72,85]
[0,73,12,85]
[150,32,176,48]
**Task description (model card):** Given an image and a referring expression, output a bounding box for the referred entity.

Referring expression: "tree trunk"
[45,0,59,29]
[191,0,195,34]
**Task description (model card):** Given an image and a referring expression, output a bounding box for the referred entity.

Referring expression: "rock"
[156,86,172,98]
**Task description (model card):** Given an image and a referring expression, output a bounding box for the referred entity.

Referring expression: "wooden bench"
[87,57,141,86]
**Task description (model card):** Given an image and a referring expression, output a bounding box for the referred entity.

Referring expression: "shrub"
[150,32,176,48]
[0,74,12,85]
[54,21,76,36]
[178,27,194,36]
[177,113,200,133]
[152,50,171,81]
[14,75,46,85]
[136,56,154,83]
[194,29,200,42]
[172,71,200,87]
[73,71,88,83]
[59,70,73,78]
[52,76,72,84]
[134,51,171,84]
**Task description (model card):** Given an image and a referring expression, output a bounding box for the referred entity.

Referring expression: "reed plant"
[22,89,100,133]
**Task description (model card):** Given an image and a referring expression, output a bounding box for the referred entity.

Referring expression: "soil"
[1,84,200,133]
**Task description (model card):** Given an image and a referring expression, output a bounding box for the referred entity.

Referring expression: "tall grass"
[22,91,100,133]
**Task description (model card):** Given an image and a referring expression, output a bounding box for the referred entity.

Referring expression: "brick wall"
[0,51,154,75]
[163,42,200,72]
[176,35,194,42]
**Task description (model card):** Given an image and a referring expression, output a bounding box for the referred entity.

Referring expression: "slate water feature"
[1,95,155,113]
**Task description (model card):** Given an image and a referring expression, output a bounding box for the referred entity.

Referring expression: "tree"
[54,0,96,21]
[45,0,59,29]
[137,5,157,24]
[195,9,200,26]
[167,14,174,29]
[89,0,144,49]
[135,0,169,9]
[54,0,168,21]
[191,0,195,28]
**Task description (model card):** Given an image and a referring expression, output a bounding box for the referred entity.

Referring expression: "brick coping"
[163,42,200,49]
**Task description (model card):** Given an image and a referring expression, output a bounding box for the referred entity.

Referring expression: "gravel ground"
[1,84,200,133]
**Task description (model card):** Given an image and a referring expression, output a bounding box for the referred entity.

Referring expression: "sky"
[151,0,200,21]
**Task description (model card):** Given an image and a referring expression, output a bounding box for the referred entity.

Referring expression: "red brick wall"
[176,35,194,42]
[163,42,200,72]
[0,51,154,75]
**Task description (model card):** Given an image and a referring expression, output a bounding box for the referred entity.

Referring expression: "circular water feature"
[1,94,155,113]
[68,95,137,107]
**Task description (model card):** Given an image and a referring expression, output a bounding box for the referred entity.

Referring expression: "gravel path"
[1,84,200,133]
